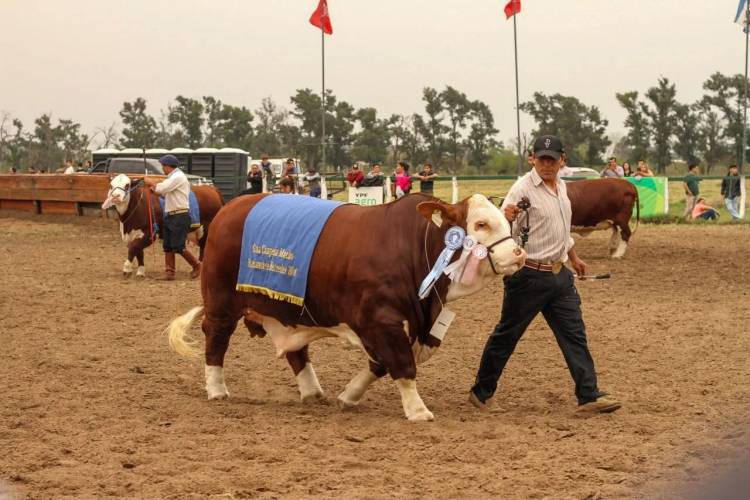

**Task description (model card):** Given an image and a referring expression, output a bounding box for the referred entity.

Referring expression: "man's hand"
[569,254,587,278]
[504,203,521,222]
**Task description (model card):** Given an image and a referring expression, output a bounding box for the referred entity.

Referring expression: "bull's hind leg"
[286,346,325,403]
[607,227,620,256]
[203,314,239,400]
[337,361,387,409]
[611,220,631,259]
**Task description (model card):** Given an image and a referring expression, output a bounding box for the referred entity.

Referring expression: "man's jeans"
[725,197,741,219]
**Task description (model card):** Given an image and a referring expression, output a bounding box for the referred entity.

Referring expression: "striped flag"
[735,0,748,27]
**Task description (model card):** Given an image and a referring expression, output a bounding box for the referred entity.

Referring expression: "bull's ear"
[417,201,462,227]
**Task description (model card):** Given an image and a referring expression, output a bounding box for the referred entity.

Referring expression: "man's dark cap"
[159,154,179,167]
[532,135,565,160]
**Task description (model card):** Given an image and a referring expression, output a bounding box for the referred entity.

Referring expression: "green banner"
[626,176,667,217]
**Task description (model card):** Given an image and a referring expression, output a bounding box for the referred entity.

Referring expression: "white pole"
[385,176,393,202]
[451,176,459,203]
[740,175,747,219]
[321,176,328,200]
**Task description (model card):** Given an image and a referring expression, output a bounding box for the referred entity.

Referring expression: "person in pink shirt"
[691,198,719,221]
[393,161,412,198]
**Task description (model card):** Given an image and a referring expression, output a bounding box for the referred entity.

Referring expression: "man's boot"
[181,250,202,279]
[164,252,176,281]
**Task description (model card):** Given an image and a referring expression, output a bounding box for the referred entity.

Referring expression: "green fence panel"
[626,177,667,217]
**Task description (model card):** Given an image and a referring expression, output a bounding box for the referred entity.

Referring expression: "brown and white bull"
[166,193,526,421]
[566,178,639,258]
[102,174,224,277]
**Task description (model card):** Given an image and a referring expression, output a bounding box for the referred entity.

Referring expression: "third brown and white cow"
[566,178,639,258]
[166,193,526,421]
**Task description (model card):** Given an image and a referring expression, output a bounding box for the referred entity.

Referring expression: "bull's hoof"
[406,409,435,422]
[207,387,230,400]
[122,272,132,279]
[336,394,358,410]
[301,390,326,404]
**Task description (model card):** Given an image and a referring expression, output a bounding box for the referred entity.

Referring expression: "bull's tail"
[632,185,640,237]
[166,306,204,358]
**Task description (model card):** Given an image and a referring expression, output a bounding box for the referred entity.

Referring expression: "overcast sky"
[0,0,744,149]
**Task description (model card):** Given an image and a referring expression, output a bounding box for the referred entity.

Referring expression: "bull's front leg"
[132,238,150,278]
[286,346,325,403]
[338,360,386,409]
[364,320,434,421]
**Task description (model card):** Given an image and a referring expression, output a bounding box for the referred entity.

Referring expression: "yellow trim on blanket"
[235,284,304,306]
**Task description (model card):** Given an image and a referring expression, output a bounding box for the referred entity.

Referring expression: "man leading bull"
[469,135,621,415]
[143,155,201,280]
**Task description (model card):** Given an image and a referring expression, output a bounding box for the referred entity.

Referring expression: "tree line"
[0,71,746,174]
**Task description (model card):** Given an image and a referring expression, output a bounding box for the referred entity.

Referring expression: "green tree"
[385,114,407,164]
[352,107,390,163]
[673,103,702,166]
[401,114,426,167]
[643,77,677,173]
[254,97,289,156]
[520,92,610,167]
[615,91,651,163]
[701,71,750,169]
[119,98,158,148]
[168,95,204,148]
[290,88,327,168]
[440,86,471,172]
[418,87,449,167]
[465,100,499,171]
[218,104,254,151]
[696,101,727,173]
[327,99,355,169]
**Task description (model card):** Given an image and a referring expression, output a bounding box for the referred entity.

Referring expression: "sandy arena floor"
[1,211,749,499]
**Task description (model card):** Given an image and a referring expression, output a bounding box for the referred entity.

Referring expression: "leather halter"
[485,235,515,275]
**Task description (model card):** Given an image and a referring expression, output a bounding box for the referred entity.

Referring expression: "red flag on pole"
[310,0,333,34]
[504,0,521,19]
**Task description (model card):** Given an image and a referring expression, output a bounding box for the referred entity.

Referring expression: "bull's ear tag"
[429,308,456,341]
[431,210,443,227]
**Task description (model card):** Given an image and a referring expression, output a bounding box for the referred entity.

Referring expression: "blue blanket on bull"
[159,190,200,228]
[236,195,343,306]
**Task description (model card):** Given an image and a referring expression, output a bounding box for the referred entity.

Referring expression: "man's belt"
[524,259,563,274]
[167,208,189,215]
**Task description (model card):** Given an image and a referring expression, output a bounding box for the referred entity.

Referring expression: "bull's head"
[102,174,133,211]
[418,194,526,301]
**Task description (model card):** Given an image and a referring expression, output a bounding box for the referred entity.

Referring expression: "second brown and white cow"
[166,193,526,421]
[566,178,639,258]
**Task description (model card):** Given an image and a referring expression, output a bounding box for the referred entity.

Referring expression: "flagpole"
[321,27,327,172]
[513,12,522,175]
[742,1,749,174]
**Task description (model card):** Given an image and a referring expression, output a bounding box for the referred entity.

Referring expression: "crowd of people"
[600,157,654,178]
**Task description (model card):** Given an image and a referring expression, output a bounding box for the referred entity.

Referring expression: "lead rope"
[515,196,531,249]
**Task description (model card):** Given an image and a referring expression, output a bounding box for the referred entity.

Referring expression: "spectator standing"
[9,166,17,174]
[622,162,633,177]
[691,198,720,221]
[63,160,75,175]
[259,154,274,191]
[393,161,412,198]
[244,164,263,194]
[304,166,321,198]
[346,164,364,187]
[415,163,438,196]
[362,163,385,186]
[83,160,92,172]
[283,158,296,178]
[635,160,654,177]
[600,157,624,178]
[683,164,701,220]
[278,177,295,194]
[721,165,742,219]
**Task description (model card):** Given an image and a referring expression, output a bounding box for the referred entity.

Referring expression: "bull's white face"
[102,174,132,213]
[446,194,526,301]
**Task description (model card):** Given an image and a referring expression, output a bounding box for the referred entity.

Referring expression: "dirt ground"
[1,211,749,499]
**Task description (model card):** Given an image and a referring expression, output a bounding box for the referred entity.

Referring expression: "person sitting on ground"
[415,163,438,196]
[634,160,654,177]
[278,176,296,194]
[346,164,364,187]
[361,163,385,187]
[691,197,720,221]
[304,166,321,198]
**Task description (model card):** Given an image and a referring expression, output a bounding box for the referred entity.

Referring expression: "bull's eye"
[475,221,490,232]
